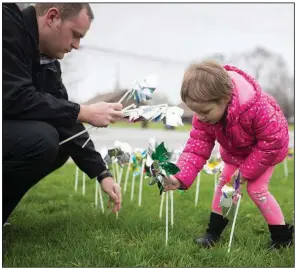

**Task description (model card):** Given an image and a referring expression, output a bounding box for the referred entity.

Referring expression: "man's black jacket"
[3,3,79,126]
[3,3,108,179]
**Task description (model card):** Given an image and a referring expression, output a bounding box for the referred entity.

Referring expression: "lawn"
[109,120,193,132]
[3,159,294,267]
[108,121,294,132]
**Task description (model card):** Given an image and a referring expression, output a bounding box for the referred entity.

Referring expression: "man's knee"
[36,122,59,149]
[3,120,60,164]
[32,121,60,162]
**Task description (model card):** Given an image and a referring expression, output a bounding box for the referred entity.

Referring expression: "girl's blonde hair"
[180,60,233,103]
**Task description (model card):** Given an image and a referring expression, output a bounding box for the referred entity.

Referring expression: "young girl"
[164,60,293,249]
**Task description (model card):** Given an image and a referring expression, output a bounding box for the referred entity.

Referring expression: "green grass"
[3,160,295,267]
[108,121,294,132]
[109,120,193,131]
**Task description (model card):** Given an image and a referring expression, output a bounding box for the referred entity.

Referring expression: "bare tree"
[229,46,294,119]
[266,68,294,119]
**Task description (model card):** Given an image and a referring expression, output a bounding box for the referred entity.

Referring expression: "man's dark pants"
[3,120,70,224]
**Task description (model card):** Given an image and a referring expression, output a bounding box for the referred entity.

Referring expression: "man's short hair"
[34,3,94,22]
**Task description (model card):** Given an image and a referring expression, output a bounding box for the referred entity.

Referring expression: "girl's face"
[185,98,230,124]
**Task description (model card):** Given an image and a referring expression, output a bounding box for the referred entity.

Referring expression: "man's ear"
[45,8,61,26]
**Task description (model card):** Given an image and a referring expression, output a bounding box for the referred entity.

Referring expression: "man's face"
[42,7,91,59]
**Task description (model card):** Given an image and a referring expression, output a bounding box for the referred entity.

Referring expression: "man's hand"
[100,177,122,213]
[78,102,124,127]
[163,175,182,192]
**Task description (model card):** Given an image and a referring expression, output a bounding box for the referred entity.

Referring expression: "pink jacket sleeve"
[175,116,216,189]
[239,100,289,180]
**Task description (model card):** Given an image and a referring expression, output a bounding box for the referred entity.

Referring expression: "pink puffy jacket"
[175,65,289,189]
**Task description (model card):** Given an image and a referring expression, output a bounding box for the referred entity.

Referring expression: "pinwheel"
[119,75,158,104]
[145,142,180,195]
[145,142,179,246]
[123,104,184,127]
[219,172,242,253]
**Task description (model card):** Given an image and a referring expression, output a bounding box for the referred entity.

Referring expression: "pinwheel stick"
[82,136,91,148]
[195,172,201,206]
[59,103,136,146]
[138,159,146,207]
[165,191,169,246]
[115,162,121,184]
[82,128,99,148]
[170,190,174,227]
[97,181,105,213]
[123,104,168,115]
[111,160,120,219]
[227,194,242,253]
[112,159,117,183]
[159,193,165,218]
[214,172,218,190]
[82,173,86,195]
[60,125,94,146]
[95,180,104,214]
[123,158,132,194]
[74,166,79,192]
[159,190,174,243]
[131,173,136,202]
[117,166,124,186]
[119,89,133,103]
[95,179,98,206]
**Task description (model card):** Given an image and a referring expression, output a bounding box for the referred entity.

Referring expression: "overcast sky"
[61,3,294,105]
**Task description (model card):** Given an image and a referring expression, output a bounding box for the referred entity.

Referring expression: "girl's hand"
[230,170,239,184]
[231,170,247,184]
[239,176,247,184]
[163,175,181,192]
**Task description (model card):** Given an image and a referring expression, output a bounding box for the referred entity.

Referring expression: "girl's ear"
[217,96,230,106]
[223,95,231,104]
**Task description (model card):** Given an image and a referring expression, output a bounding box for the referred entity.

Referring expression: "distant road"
[78,127,294,152]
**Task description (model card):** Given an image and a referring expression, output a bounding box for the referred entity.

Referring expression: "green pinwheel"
[146,142,180,195]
